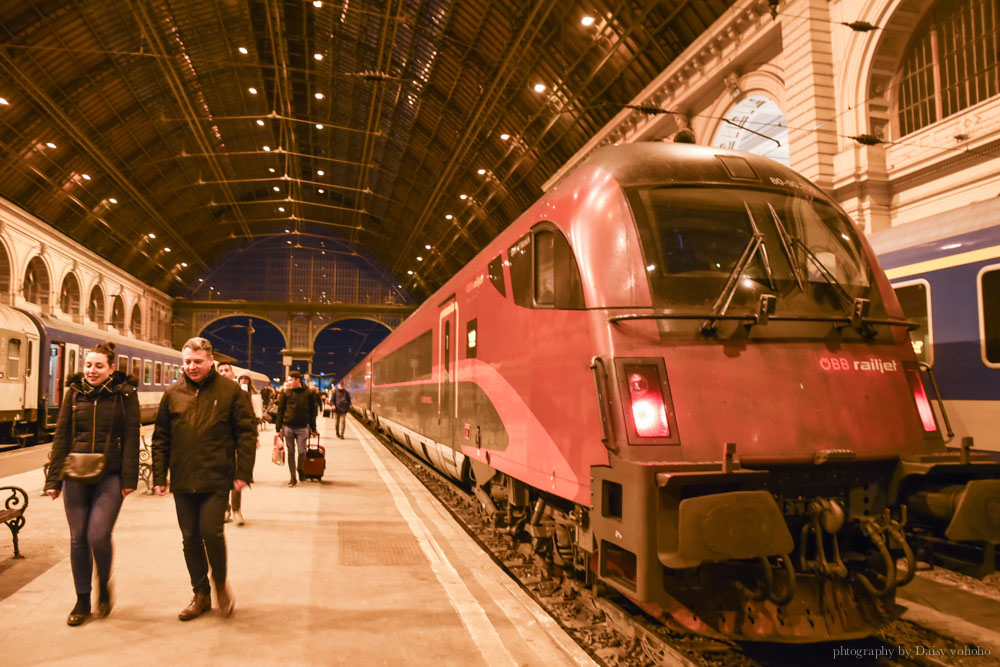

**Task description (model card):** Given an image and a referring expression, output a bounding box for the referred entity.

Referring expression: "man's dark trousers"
[174,491,229,594]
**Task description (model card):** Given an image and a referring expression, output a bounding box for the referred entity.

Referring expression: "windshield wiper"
[767,203,804,292]
[788,237,877,334]
[702,210,771,334]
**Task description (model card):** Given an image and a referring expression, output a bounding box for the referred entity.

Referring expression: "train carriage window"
[68,350,76,378]
[7,338,20,379]
[173,364,179,382]
[143,360,152,386]
[534,230,556,305]
[466,319,478,359]
[26,341,32,377]
[130,358,141,381]
[117,355,128,373]
[154,362,162,385]
[508,234,532,307]
[981,267,1000,365]
[893,281,932,365]
[488,255,506,297]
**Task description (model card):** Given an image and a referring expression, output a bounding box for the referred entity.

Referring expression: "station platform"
[0,416,595,666]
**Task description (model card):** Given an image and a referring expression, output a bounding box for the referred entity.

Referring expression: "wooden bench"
[1,486,28,559]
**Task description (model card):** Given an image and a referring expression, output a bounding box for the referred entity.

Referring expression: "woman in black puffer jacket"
[44,341,140,627]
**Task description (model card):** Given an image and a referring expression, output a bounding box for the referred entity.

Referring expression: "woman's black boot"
[67,594,91,626]
[97,581,113,617]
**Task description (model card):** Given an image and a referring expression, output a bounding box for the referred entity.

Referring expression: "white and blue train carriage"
[870,198,1000,452]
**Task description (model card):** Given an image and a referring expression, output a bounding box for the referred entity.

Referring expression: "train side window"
[893,281,932,366]
[7,338,20,379]
[488,255,506,297]
[981,267,1000,366]
[143,360,152,386]
[68,350,76,377]
[466,319,478,359]
[173,364,180,382]
[117,354,128,373]
[508,234,532,307]
[154,361,162,385]
[534,230,555,305]
[130,358,141,381]
[26,341,32,377]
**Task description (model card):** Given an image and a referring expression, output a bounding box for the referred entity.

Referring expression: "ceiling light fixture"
[181,262,188,267]
[313,0,322,6]
[314,53,323,61]
[500,133,510,141]
[147,233,156,239]
[268,167,276,173]
[459,194,468,200]
[262,145,271,151]
[445,214,453,220]
[0,97,8,105]
[533,83,546,93]
[164,247,171,252]
[581,16,595,26]
[318,188,325,193]
[238,47,248,54]
[46,142,56,148]
[416,256,423,261]
[273,186,280,191]
[425,244,432,250]
[82,174,91,180]
[109,198,117,204]
[407,270,413,275]
[477,168,486,175]
[256,119,265,126]
[315,123,323,129]
[314,92,325,100]
[248,87,258,95]
[278,207,285,212]
[317,169,324,176]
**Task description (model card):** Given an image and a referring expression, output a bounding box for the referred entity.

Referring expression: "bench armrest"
[1,486,29,515]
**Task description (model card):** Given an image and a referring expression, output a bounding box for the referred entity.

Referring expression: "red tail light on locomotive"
[905,367,938,433]
[625,365,670,437]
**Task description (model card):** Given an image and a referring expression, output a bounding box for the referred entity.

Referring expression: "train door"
[46,342,64,426]
[437,299,459,461]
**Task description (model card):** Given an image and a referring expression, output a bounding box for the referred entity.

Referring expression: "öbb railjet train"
[344,143,1000,642]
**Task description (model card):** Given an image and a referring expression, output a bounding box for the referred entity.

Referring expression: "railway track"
[359,418,997,666]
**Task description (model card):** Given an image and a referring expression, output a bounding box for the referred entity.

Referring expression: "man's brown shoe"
[216,582,235,617]
[178,593,211,621]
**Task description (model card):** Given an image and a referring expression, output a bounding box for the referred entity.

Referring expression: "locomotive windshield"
[628,186,880,317]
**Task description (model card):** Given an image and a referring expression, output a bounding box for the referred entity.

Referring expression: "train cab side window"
[117,355,128,373]
[893,282,932,365]
[507,226,586,309]
[466,319,478,359]
[143,360,152,386]
[7,338,20,379]
[488,255,506,297]
[982,268,1000,365]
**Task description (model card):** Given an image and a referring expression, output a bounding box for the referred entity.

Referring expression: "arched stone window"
[88,285,106,325]
[711,95,789,166]
[131,303,142,337]
[111,295,126,330]
[22,257,50,307]
[896,0,1000,137]
[0,243,10,304]
[60,273,81,316]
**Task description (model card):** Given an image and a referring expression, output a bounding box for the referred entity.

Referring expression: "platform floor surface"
[0,416,595,666]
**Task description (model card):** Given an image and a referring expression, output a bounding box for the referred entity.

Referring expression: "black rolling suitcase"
[300,435,326,481]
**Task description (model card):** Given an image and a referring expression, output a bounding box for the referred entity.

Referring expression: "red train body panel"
[346,143,1000,642]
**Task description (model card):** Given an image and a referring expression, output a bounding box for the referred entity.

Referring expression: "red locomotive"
[344,142,1000,642]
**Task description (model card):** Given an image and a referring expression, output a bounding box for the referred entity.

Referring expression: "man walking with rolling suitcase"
[274,371,319,486]
[332,382,351,439]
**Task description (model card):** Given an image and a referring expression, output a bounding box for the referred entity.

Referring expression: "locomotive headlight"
[623,363,670,438]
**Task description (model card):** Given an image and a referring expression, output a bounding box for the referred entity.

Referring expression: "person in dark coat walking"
[274,370,318,486]
[44,341,140,626]
[152,337,257,621]
[331,382,352,438]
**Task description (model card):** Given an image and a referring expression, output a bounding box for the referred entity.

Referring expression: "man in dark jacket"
[274,370,318,486]
[152,337,257,621]
[332,382,351,439]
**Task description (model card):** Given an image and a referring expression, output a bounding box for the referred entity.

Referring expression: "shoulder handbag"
[61,391,116,484]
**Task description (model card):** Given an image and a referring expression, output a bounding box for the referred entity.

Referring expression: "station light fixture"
[147,233,156,239]
[256,119,265,126]
[425,244,432,250]
[284,229,290,233]
[318,188,325,193]
[317,169,325,176]
[416,256,423,261]
[459,194,468,200]
[181,262,188,267]
[313,0,322,6]
[477,168,486,175]
[533,83,547,93]
[581,16,595,26]
[316,123,324,129]
[262,145,271,151]
[46,142,56,148]
[407,270,413,275]
[278,207,285,212]
[238,47,248,54]
[248,87,258,95]
[0,97,8,105]
[273,186,280,191]
[445,214,453,220]
[164,247,171,253]
[499,133,510,141]
[268,167,276,173]
[314,92,325,100]
[108,198,117,204]
[314,53,323,61]
[82,174,91,180]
